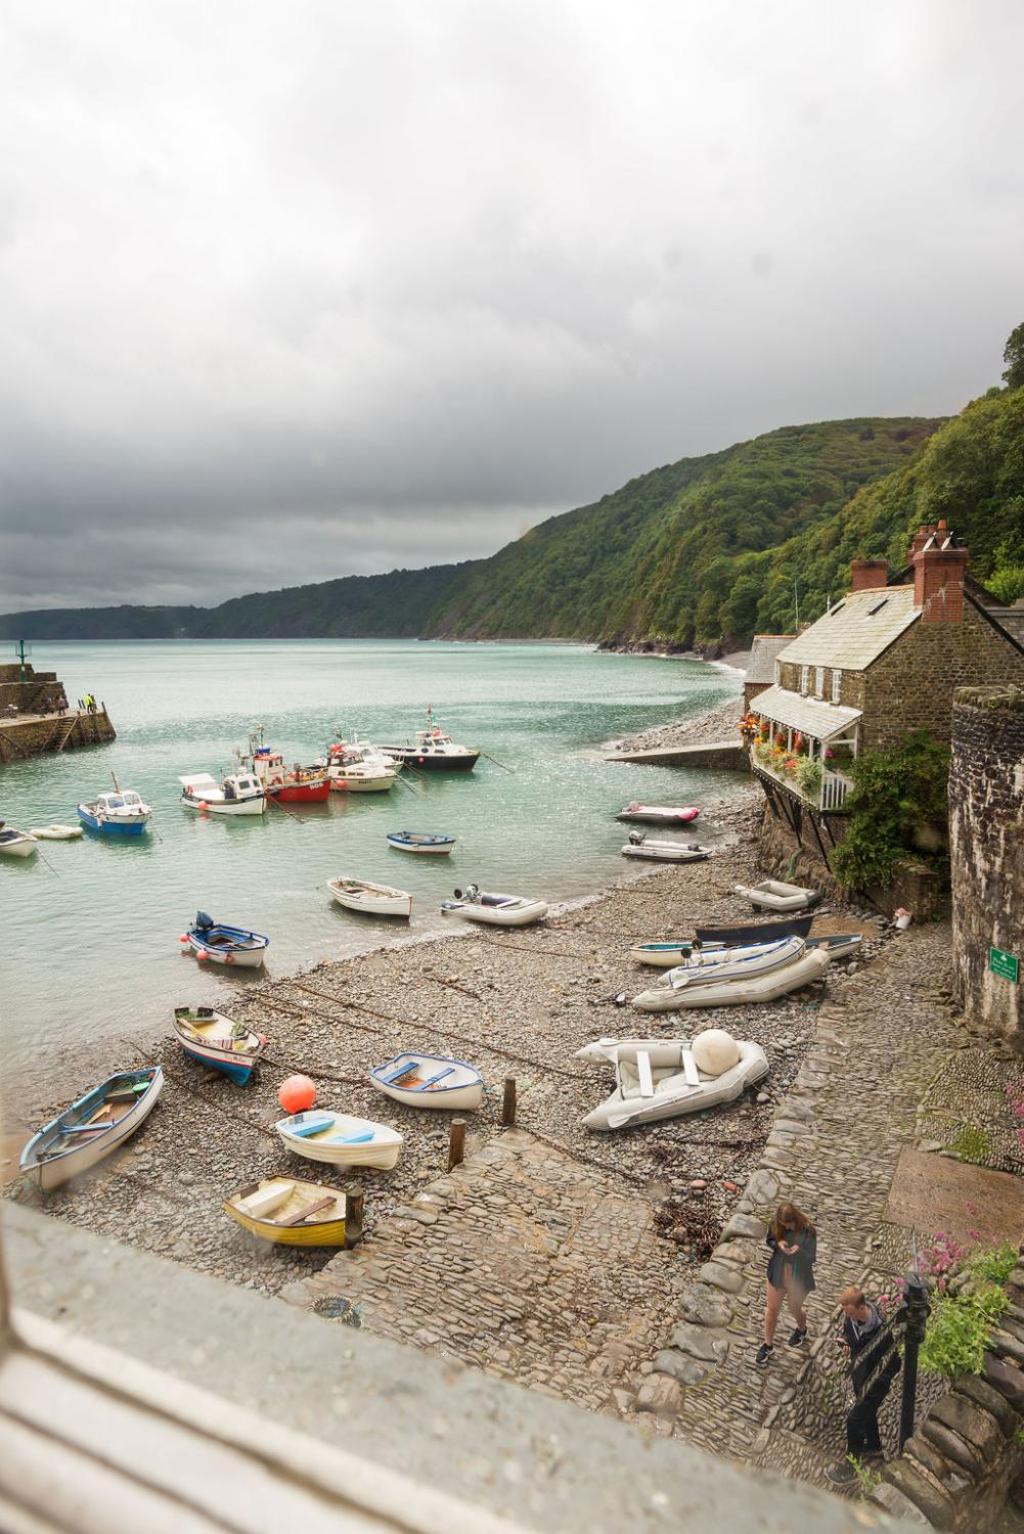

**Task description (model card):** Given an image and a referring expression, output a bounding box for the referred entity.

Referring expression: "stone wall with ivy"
[949,685,1024,1040]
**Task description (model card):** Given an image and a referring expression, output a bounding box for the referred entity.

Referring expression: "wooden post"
[501,1077,517,1126]
[345,1191,365,1248]
[447,1118,466,1171]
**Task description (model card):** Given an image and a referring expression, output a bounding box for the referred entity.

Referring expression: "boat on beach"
[387,830,455,855]
[28,823,82,841]
[376,709,479,772]
[224,1176,362,1248]
[578,1035,769,1131]
[77,784,151,836]
[275,1109,403,1170]
[632,936,805,1010]
[319,736,400,793]
[441,884,548,927]
[20,1066,163,1190]
[370,1052,485,1112]
[172,1006,267,1084]
[734,878,819,912]
[621,833,711,863]
[634,945,832,1010]
[616,803,700,826]
[181,911,270,967]
[178,771,266,815]
[630,931,862,967]
[326,876,413,918]
[0,824,38,857]
[694,912,815,946]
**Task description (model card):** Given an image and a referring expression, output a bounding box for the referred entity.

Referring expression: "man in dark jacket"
[825,1285,901,1485]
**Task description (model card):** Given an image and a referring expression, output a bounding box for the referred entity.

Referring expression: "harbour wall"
[605,740,747,770]
[0,708,116,763]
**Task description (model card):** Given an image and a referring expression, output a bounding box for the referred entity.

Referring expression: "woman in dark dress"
[755,1202,817,1367]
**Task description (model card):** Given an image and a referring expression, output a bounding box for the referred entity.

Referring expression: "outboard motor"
[195,910,214,931]
[628,830,645,846]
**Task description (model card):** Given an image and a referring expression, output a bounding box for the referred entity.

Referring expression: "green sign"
[989,947,1020,983]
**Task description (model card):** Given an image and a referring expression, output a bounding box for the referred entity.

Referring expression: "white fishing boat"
[178,771,266,815]
[319,736,400,793]
[441,884,548,928]
[275,1109,403,1170]
[621,833,711,863]
[20,1067,163,1190]
[369,1052,485,1112]
[28,823,83,840]
[632,937,805,1010]
[387,830,455,855]
[733,878,818,912]
[326,876,412,918]
[578,1034,769,1131]
[634,946,832,1010]
[0,824,38,858]
[377,709,479,772]
[616,804,700,826]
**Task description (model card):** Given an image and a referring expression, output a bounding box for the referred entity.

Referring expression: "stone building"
[949,684,1024,1039]
[742,634,793,710]
[746,522,1024,815]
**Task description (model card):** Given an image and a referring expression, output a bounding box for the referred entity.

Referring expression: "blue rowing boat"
[386,831,455,855]
[181,911,270,968]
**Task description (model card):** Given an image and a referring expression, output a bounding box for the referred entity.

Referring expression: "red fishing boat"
[240,730,331,804]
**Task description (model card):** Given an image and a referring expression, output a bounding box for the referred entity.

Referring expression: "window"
[814,666,825,697]
[831,668,842,703]
[799,665,809,695]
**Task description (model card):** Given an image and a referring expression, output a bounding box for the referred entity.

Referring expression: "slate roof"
[745,635,795,686]
[748,685,862,741]
[778,585,920,671]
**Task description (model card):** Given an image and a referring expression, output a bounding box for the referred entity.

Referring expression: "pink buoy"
[279,1074,316,1113]
[195,949,209,962]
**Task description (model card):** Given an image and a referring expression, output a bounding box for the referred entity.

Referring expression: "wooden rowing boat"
[224,1176,362,1247]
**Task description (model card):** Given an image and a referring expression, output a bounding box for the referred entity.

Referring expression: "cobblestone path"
[633,922,972,1487]
[282,1127,690,1413]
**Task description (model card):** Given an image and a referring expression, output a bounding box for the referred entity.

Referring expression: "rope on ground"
[522,1125,654,1189]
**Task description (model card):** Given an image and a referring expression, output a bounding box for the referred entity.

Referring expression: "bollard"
[899,1271,931,1450]
[448,1118,466,1172]
[502,1077,517,1126]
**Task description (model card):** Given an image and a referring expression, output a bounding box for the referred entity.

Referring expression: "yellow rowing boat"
[223,1176,362,1248]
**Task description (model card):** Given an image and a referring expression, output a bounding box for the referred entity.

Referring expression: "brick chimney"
[849,558,889,591]
[912,519,969,623]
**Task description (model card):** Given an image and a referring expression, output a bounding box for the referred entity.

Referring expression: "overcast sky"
[1,1,1022,612]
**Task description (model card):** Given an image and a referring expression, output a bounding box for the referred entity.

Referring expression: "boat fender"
[225,952,235,965]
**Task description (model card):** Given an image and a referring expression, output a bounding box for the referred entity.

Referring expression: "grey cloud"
[1,0,1023,610]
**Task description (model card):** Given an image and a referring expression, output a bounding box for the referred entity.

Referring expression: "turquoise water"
[0,641,739,1084]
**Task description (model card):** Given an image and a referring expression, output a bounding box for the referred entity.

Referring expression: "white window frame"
[799,665,809,696]
[814,666,825,698]
[831,668,842,704]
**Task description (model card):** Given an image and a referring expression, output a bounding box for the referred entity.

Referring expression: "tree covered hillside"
[428,419,942,646]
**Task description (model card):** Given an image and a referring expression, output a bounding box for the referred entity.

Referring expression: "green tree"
[1004,322,1024,391]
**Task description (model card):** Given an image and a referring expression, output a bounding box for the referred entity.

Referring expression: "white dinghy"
[632,937,805,1011]
[275,1109,403,1170]
[578,1032,769,1131]
[634,945,831,1010]
[370,1052,485,1112]
[440,884,548,928]
[734,878,819,912]
[327,876,412,919]
[621,834,711,864]
[0,825,38,858]
[28,823,83,840]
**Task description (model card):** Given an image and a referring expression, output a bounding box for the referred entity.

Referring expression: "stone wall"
[0,708,116,763]
[949,685,1024,1040]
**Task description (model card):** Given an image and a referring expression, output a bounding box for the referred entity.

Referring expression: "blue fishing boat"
[172,1006,267,1084]
[180,911,270,968]
[77,782,151,836]
[386,831,455,855]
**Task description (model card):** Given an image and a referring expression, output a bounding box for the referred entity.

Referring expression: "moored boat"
[0,824,38,857]
[224,1176,362,1248]
[376,709,479,772]
[369,1052,485,1112]
[441,884,548,927]
[20,1066,163,1190]
[181,911,270,968]
[28,823,83,841]
[387,830,455,855]
[172,1006,267,1084]
[319,736,400,793]
[241,730,330,803]
[621,834,711,863]
[178,771,266,815]
[578,1034,769,1131]
[77,782,151,836]
[275,1109,403,1170]
[632,937,805,1011]
[326,876,412,918]
[633,945,831,1010]
[616,803,700,826]
[733,878,819,912]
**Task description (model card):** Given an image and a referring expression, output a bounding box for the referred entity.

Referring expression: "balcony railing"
[750,749,854,812]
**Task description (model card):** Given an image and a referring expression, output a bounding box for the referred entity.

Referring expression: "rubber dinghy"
[578,1032,769,1131]
[441,884,548,928]
[616,803,700,826]
[275,1110,403,1170]
[621,835,711,863]
[29,824,83,841]
[633,936,805,1011]
[629,931,862,967]
[634,945,831,1010]
[733,879,819,912]
[370,1052,485,1112]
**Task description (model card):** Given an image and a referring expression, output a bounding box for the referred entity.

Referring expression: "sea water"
[0,640,739,1087]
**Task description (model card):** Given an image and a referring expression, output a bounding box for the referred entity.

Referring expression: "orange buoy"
[279,1074,316,1113]
[195,949,209,962]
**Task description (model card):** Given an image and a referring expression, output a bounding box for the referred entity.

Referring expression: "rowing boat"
[369,1052,484,1111]
[327,876,412,918]
[224,1176,362,1247]
[20,1067,163,1191]
[172,1006,267,1084]
[275,1110,403,1170]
